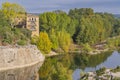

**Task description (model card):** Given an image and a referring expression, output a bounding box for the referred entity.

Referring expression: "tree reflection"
[39,51,112,80]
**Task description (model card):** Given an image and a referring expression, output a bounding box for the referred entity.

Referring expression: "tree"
[39,11,74,35]
[57,31,71,52]
[69,8,114,45]
[49,29,59,50]
[0,2,30,45]
[1,2,26,27]
[39,12,73,52]
[112,18,120,36]
[0,11,10,26]
[37,32,52,54]
[39,12,57,32]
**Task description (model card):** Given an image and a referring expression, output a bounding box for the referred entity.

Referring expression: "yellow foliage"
[31,35,39,44]
[1,2,26,27]
[37,32,52,54]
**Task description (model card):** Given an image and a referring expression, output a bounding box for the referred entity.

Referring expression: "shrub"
[17,40,27,46]
[82,43,92,53]
[31,35,39,44]
[107,38,120,49]
[96,67,106,76]
[111,66,120,73]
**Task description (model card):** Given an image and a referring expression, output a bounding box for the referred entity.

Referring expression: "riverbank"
[45,46,112,57]
[0,45,45,71]
[45,48,111,57]
[43,35,120,57]
[81,66,120,80]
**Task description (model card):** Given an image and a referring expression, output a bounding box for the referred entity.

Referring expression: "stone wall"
[0,45,45,71]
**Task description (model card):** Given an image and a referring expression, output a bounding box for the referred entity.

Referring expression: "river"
[39,51,120,80]
[0,51,120,80]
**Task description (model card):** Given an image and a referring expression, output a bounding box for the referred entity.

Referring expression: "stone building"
[15,13,39,37]
[14,14,26,28]
[26,14,39,36]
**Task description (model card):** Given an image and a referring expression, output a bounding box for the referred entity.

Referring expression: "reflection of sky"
[73,51,120,80]
[0,0,120,14]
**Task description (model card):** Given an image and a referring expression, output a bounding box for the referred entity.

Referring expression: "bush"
[107,37,120,49]
[20,28,31,39]
[111,66,120,73]
[31,35,39,44]
[96,67,106,76]
[82,43,93,53]
[17,40,27,45]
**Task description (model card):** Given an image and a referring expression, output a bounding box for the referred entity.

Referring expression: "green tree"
[57,31,71,52]
[49,29,59,50]
[69,8,114,45]
[0,11,10,26]
[39,12,57,32]
[112,18,120,36]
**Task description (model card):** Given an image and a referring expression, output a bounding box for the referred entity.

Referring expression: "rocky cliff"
[0,45,45,71]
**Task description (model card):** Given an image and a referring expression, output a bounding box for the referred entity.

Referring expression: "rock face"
[0,45,45,71]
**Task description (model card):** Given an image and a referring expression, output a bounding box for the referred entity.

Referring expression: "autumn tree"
[36,32,52,54]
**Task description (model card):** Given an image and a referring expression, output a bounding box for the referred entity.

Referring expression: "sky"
[0,0,120,14]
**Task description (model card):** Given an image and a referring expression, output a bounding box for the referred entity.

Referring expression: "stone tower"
[26,14,39,36]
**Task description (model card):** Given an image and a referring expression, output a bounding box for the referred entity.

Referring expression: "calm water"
[0,63,42,80]
[73,51,120,80]
[1,51,119,80]
[39,51,120,80]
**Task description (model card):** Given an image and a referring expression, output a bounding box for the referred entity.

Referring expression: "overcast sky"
[0,0,120,14]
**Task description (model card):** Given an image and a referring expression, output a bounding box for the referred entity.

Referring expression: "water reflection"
[73,51,120,80]
[39,51,120,80]
[0,63,42,80]
[78,51,120,72]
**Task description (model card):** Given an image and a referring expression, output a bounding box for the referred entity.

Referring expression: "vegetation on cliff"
[0,2,31,46]
[31,32,52,54]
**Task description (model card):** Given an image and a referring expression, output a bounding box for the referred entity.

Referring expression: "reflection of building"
[15,14,39,37]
